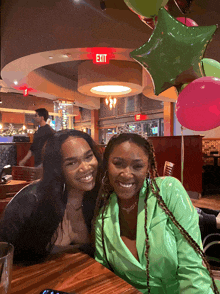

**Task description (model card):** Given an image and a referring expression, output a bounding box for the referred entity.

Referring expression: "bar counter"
[11,251,141,294]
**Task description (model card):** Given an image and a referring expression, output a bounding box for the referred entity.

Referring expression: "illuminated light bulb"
[91,85,131,94]
[62,53,71,58]
[22,125,26,130]
[105,97,109,105]
[0,124,2,130]
[113,97,117,106]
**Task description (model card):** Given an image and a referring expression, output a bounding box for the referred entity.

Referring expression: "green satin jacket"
[95,177,217,294]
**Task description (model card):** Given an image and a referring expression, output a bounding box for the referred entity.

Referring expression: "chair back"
[12,166,43,182]
[163,161,175,176]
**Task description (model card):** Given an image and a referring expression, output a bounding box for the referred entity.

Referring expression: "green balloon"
[124,0,168,18]
[130,8,217,96]
[201,58,220,78]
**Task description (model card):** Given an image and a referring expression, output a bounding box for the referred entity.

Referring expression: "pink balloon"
[176,17,198,27]
[175,77,220,131]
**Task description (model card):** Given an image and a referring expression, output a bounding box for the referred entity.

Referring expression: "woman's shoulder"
[155,176,183,188]
[6,180,40,210]
[154,176,190,206]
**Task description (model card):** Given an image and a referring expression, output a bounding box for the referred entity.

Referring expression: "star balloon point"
[130,8,217,95]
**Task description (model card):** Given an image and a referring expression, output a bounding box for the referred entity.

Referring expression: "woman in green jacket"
[93,133,219,294]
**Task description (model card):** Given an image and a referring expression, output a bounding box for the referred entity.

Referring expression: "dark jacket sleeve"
[196,207,217,240]
[0,182,39,263]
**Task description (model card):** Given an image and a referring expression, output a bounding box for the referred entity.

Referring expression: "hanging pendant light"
[105,96,117,109]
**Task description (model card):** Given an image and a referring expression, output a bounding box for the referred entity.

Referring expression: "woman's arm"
[0,184,37,256]
[163,177,215,294]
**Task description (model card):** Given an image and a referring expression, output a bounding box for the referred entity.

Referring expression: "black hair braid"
[149,176,219,294]
[144,180,151,293]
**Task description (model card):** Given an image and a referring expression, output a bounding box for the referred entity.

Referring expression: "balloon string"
[181,126,184,184]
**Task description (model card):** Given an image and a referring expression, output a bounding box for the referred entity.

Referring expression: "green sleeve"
[94,217,111,270]
[162,177,215,294]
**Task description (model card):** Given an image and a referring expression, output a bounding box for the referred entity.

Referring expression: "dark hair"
[31,129,102,260]
[35,108,49,121]
[93,133,219,294]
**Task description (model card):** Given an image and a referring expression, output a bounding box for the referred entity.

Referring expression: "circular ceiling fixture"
[91,85,131,95]
[78,60,143,97]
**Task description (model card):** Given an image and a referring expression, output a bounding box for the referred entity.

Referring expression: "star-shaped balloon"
[130,8,217,95]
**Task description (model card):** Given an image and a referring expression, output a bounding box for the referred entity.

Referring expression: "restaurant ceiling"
[0,0,220,109]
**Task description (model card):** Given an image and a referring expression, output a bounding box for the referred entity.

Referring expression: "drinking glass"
[0,243,14,294]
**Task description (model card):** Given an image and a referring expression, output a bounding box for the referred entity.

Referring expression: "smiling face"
[108,141,149,201]
[61,137,98,193]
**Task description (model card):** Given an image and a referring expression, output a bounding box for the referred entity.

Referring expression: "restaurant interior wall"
[0,92,76,132]
[74,108,92,134]
[73,94,164,143]
[99,94,164,143]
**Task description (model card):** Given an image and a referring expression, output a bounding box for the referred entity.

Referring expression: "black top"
[0,181,96,264]
[30,124,55,166]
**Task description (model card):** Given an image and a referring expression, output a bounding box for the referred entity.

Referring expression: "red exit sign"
[135,114,147,121]
[89,47,115,64]
[95,53,108,63]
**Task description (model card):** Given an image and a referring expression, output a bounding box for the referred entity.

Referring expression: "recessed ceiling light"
[49,56,53,59]
[91,85,131,95]
[62,53,71,58]
[13,80,18,85]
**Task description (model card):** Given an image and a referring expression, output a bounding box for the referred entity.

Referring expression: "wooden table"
[0,179,29,199]
[11,252,141,294]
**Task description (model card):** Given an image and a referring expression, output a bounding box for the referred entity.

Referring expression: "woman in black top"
[0,129,102,264]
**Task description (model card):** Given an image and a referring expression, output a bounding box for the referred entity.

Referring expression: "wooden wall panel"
[150,135,203,193]
[2,112,25,124]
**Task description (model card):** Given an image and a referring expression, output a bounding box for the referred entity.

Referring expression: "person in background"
[93,133,219,294]
[19,108,55,167]
[197,207,220,241]
[0,129,102,264]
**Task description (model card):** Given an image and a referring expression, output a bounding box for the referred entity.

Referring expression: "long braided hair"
[92,133,219,294]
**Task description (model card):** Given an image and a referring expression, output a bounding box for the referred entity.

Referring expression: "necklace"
[121,201,137,213]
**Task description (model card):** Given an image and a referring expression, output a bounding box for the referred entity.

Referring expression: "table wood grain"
[11,252,141,294]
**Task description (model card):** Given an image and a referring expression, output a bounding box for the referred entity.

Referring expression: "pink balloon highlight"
[175,77,220,131]
[176,17,198,27]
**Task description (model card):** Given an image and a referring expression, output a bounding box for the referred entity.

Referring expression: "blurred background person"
[19,108,55,167]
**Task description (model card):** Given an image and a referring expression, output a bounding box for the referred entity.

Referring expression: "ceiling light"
[13,80,18,85]
[48,56,53,59]
[62,53,71,58]
[91,85,131,95]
